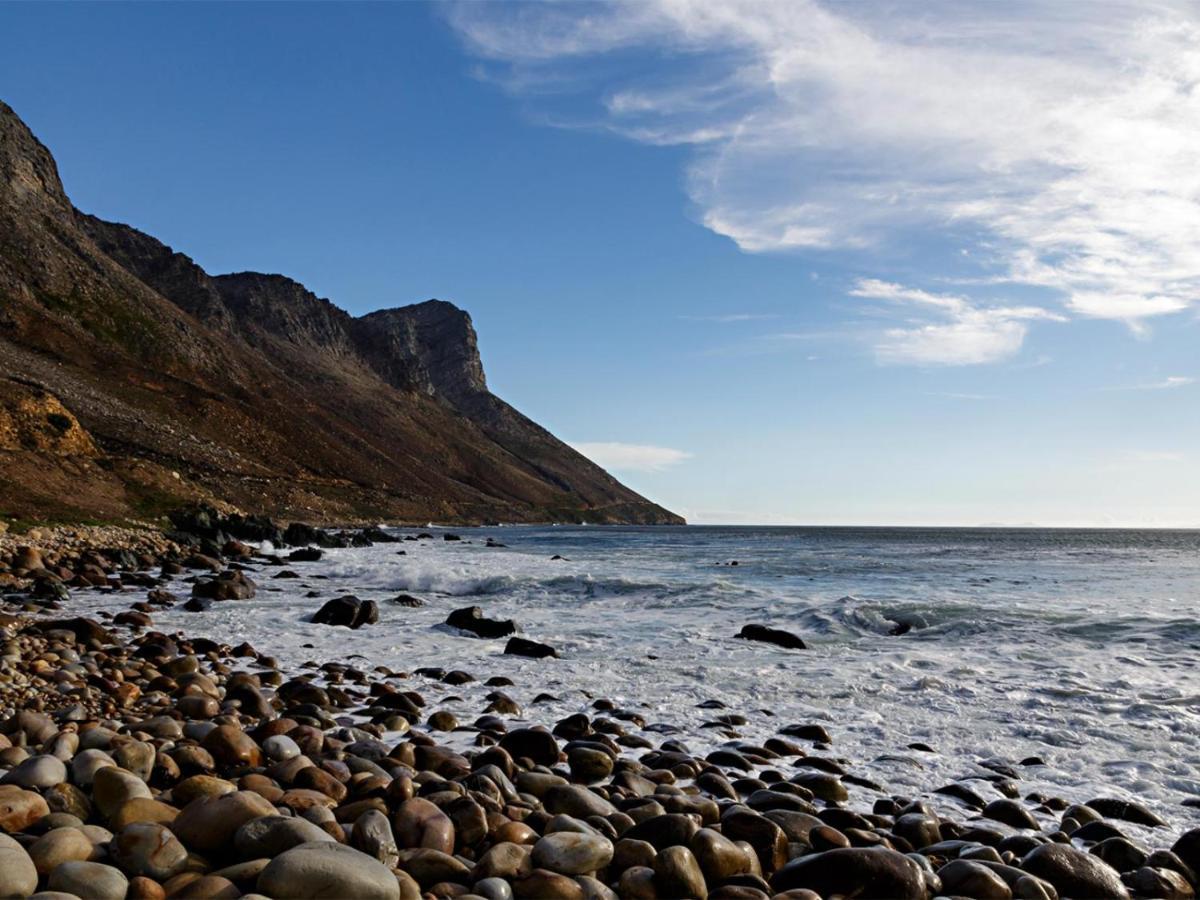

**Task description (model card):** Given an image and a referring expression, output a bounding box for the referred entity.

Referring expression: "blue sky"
[3,1,1199,526]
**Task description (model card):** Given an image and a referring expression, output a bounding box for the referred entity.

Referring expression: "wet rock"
[393,797,455,854]
[1088,798,1168,828]
[48,861,129,900]
[171,790,276,855]
[501,729,560,766]
[234,815,334,858]
[191,570,256,601]
[1122,866,1194,899]
[771,847,927,899]
[690,827,753,882]
[312,595,379,629]
[736,624,806,650]
[654,845,707,899]
[111,822,189,880]
[984,798,1041,830]
[446,606,517,638]
[938,859,1013,899]
[505,637,559,659]
[532,832,614,875]
[93,768,153,820]
[1022,842,1129,899]
[258,841,401,899]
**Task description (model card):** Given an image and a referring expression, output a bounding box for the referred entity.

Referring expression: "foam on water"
[75,524,1200,836]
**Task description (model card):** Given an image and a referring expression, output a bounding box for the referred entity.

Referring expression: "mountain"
[0,101,682,526]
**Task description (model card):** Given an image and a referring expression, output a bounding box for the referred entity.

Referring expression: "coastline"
[0,514,1196,899]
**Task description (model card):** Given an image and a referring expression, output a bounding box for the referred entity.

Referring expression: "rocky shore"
[0,511,1196,899]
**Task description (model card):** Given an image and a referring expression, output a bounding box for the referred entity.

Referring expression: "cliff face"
[0,100,683,526]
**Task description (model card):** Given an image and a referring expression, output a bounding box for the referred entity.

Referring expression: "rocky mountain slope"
[0,100,682,526]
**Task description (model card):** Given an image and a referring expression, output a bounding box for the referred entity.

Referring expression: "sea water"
[79,525,1200,831]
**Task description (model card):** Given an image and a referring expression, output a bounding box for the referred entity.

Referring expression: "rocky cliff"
[0,100,682,526]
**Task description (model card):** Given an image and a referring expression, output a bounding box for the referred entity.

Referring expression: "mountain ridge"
[0,100,682,527]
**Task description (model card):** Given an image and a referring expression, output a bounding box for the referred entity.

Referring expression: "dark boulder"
[288,547,323,563]
[312,595,379,629]
[191,570,256,601]
[446,606,516,638]
[1021,842,1129,899]
[30,617,114,646]
[505,637,558,659]
[1087,797,1168,828]
[770,847,926,898]
[387,594,424,607]
[736,624,806,650]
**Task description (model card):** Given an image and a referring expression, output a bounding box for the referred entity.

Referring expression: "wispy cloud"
[570,441,692,472]
[1137,375,1194,390]
[679,313,778,323]
[850,279,1064,366]
[923,392,994,401]
[448,1,1200,333]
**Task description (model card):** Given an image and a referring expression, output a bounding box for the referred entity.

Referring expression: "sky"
[2,1,1199,526]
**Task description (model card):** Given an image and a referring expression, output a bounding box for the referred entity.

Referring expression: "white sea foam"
[72,525,1200,838]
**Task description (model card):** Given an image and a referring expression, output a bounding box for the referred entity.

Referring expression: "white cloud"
[448,1,1200,329]
[679,313,778,322]
[850,278,1064,365]
[570,441,692,472]
[1130,375,1195,390]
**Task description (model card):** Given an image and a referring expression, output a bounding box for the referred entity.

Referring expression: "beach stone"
[1088,798,1168,828]
[113,741,155,782]
[513,869,585,900]
[654,845,707,899]
[544,784,618,819]
[1170,828,1200,874]
[92,767,152,819]
[691,827,753,882]
[0,784,50,832]
[396,847,472,888]
[532,832,614,875]
[350,809,398,867]
[790,772,848,803]
[1022,842,1129,899]
[312,595,379,629]
[568,747,613,783]
[263,735,301,762]
[501,728,560,766]
[446,606,516,638]
[475,842,534,881]
[110,798,180,830]
[111,822,188,880]
[476,877,514,900]
[626,813,700,850]
[258,841,399,899]
[0,832,37,897]
[29,827,95,875]
[736,624,806,650]
[1093,836,1149,872]
[201,725,262,768]
[985,798,1041,830]
[235,814,334,858]
[771,847,927,898]
[70,749,116,787]
[171,790,276,854]
[394,797,455,853]
[4,754,67,789]
[1122,866,1194,898]
[505,637,559,659]
[721,809,788,874]
[938,859,1013,899]
[48,861,129,900]
[171,875,239,898]
[616,866,657,899]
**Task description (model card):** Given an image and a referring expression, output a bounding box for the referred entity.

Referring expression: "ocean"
[80,524,1200,833]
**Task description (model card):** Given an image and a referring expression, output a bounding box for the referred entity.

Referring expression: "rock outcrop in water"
[0,100,682,527]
